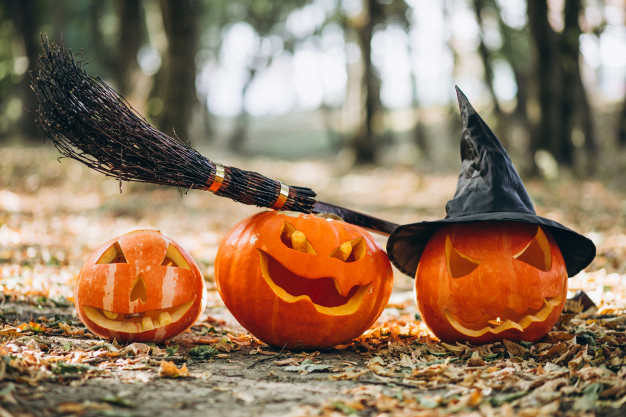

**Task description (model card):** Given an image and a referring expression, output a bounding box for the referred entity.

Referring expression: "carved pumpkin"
[415,221,567,344]
[215,211,393,349]
[75,230,206,343]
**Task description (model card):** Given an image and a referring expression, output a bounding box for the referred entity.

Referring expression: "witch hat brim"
[386,87,596,278]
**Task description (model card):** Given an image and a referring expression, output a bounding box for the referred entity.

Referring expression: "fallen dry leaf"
[158,361,189,378]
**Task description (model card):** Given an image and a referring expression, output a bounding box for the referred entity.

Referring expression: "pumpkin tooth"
[103,311,118,320]
[159,311,173,326]
[291,231,308,252]
[335,241,352,262]
[142,316,155,331]
[502,319,524,332]
[333,279,343,295]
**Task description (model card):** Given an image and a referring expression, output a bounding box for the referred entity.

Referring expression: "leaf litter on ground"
[0,149,625,416]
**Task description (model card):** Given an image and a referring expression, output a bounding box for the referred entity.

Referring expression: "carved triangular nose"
[130,275,148,303]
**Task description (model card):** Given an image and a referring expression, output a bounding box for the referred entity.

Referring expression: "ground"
[0,147,625,417]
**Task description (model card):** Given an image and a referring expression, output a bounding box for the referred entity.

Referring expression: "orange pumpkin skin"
[416,222,567,344]
[75,230,206,343]
[215,211,393,349]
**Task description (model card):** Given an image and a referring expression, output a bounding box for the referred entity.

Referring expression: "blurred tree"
[349,0,384,164]
[150,0,200,142]
[407,21,429,158]
[527,0,597,173]
[0,0,618,175]
[345,0,410,164]
[472,0,503,119]
[471,0,531,155]
[494,2,531,123]
[114,0,144,96]
[89,0,145,98]
[10,0,42,141]
[560,0,597,172]
[528,0,561,169]
[0,2,14,141]
[407,47,429,158]
[617,14,626,149]
[220,0,312,153]
[617,86,626,149]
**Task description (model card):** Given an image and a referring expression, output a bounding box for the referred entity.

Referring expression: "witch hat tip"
[454,86,473,128]
[454,86,471,107]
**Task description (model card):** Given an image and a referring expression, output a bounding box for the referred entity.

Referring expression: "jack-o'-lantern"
[215,211,393,349]
[75,230,206,343]
[386,87,596,344]
[415,222,567,344]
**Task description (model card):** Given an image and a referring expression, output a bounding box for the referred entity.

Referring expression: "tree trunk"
[527,0,562,166]
[114,0,143,97]
[472,0,502,118]
[89,0,105,61]
[406,25,428,157]
[351,0,383,164]
[561,0,598,173]
[228,68,256,153]
[619,88,626,148]
[494,6,531,124]
[11,0,42,141]
[557,0,579,167]
[155,0,199,142]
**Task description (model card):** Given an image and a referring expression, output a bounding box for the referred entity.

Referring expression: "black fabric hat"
[386,87,596,278]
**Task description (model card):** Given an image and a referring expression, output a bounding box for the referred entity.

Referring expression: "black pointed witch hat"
[386,87,596,278]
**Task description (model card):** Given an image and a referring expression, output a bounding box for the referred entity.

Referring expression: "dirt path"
[2,296,626,417]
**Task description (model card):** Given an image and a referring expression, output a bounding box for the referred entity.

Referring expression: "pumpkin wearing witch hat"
[386,87,596,345]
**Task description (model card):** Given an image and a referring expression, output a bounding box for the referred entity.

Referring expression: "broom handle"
[311,201,398,235]
[203,163,398,235]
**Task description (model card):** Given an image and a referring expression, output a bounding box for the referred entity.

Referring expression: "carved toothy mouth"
[82,299,194,333]
[258,251,371,315]
[443,285,567,337]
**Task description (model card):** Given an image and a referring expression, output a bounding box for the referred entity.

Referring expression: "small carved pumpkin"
[75,230,206,343]
[215,211,393,349]
[415,221,567,344]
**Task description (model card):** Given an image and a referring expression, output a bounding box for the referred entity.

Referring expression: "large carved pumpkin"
[75,230,206,343]
[416,221,567,344]
[215,211,393,349]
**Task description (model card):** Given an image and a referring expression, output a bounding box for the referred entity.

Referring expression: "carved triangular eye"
[280,222,316,254]
[96,242,128,264]
[161,244,191,269]
[514,227,551,271]
[445,235,481,278]
[330,238,366,262]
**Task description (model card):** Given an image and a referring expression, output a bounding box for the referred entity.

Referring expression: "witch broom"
[31,38,398,235]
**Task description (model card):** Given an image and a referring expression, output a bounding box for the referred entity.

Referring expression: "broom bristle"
[31,36,317,212]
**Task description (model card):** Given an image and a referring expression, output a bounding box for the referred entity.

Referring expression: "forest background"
[2,0,625,178]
